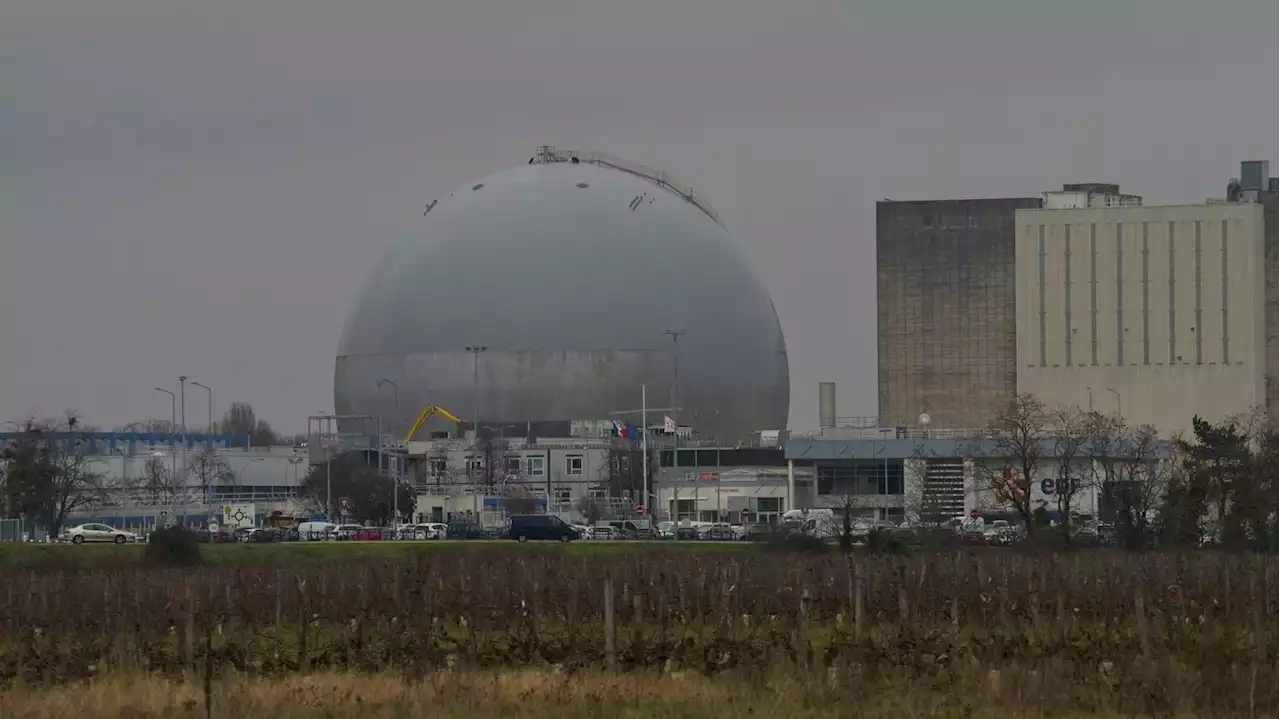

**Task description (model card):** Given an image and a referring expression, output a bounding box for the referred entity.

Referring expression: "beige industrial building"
[1014,199,1269,436]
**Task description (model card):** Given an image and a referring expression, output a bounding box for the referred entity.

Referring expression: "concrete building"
[0,431,310,530]
[877,196,1043,429]
[654,445,812,524]
[1014,195,1269,436]
[1043,183,1142,210]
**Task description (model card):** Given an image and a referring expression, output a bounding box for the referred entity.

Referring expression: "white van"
[296,521,337,541]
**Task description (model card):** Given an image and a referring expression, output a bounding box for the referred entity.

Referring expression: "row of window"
[429,454,584,478]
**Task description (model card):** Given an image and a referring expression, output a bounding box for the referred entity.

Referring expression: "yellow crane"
[404,404,464,442]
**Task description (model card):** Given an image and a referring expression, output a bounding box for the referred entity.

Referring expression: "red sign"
[635,505,645,516]
[970,509,980,520]
[698,472,721,481]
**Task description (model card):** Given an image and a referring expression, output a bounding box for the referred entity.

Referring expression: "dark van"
[508,515,580,542]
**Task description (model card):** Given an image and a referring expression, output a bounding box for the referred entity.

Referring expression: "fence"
[0,518,49,542]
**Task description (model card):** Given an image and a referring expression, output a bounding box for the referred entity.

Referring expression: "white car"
[412,523,448,540]
[65,523,137,545]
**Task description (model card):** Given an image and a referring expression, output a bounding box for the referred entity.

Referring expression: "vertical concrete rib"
[1064,224,1073,366]
[1142,222,1150,365]
[1116,223,1124,365]
[1090,223,1098,365]
[1193,220,1203,364]
[1038,225,1047,367]
[1168,220,1177,363]
[1221,219,1230,364]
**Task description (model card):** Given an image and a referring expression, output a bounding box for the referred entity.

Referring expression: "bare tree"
[967,393,1052,534]
[1043,405,1103,544]
[1,414,107,536]
[219,403,280,446]
[186,446,234,498]
[422,444,465,490]
[503,486,540,515]
[1094,420,1170,550]
[135,455,185,506]
[575,495,604,525]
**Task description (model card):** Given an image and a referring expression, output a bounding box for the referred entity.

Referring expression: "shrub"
[142,526,203,567]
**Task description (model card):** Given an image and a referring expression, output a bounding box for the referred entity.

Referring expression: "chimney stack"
[818,382,837,429]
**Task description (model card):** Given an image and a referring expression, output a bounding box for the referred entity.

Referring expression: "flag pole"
[641,384,648,521]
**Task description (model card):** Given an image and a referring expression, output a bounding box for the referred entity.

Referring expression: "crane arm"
[404,405,464,442]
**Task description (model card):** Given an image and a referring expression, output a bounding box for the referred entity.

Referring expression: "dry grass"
[0,665,1235,718]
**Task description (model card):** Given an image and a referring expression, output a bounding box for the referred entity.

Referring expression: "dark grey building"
[876,197,1042,429]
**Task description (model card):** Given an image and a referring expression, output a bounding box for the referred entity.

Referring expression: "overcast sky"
[2,0,1276,433]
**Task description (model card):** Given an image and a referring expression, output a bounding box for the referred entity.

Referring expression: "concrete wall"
[1264,196,1277,417]
[877,197,1043,429]
[1015,203,1268,436]
[337,347,788,442]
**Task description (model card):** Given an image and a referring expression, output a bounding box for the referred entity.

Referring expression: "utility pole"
[191,381,212,446]
[465,346,487,439]
[663,329,685,509]
[178,376,188,485]
[609,390,680,525]
[154,387,177,481]
[378,378,400,530]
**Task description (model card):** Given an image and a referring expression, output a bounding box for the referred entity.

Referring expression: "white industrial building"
[1015,194,1269,436]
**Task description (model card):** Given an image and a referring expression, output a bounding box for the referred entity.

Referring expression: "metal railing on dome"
[531,145,725,229]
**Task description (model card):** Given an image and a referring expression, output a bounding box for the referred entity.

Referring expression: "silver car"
[65,523,138,545]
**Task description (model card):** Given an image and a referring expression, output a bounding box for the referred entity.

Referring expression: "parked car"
[446,521,486,540]
[411,523,448,540]
[508,514,581,542]
[697,523,736,541]
[741,523,776,542]
[247,528,283,543]
[590,526,619,540]
[355,527,384,541]
[674,526,700,541]
[64,523,138,545]
[334,524,364,541]
[296,521,338,541]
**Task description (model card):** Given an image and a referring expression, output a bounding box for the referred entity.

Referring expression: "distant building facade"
[1014,198,1269,436]
[876,196,1042,429]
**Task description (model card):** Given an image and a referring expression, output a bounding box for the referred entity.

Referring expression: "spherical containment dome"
[335,149,789,441]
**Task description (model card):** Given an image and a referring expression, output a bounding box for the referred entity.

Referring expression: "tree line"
[948,392,1277,552]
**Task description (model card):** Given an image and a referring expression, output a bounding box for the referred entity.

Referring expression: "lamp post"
[178,376,189,482]
[236,457,266,488]
[465,347,487,439]
[190,381,213,437]
[377,378,401,530]
[1105,388,1121,418]
[663,329,685,500]
[154,387,177,480]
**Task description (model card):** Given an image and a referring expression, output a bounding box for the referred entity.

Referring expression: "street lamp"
[465,347,487,438]
[178,376,189,481]
[377,378,401,531]
[662,330,685,502]
[1105,388,1121,418]
[190,381,213,437]
[154,387,177,480]
[236,457,266,488]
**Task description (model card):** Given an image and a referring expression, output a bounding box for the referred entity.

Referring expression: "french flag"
[612,420,629,438]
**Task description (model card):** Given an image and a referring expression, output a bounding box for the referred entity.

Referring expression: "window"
[527,456,545,476]
[429,458,448,477]
[504,456,523,475]
[465,456,483,477]
[553,488,572,505]
[565,455,583,475]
